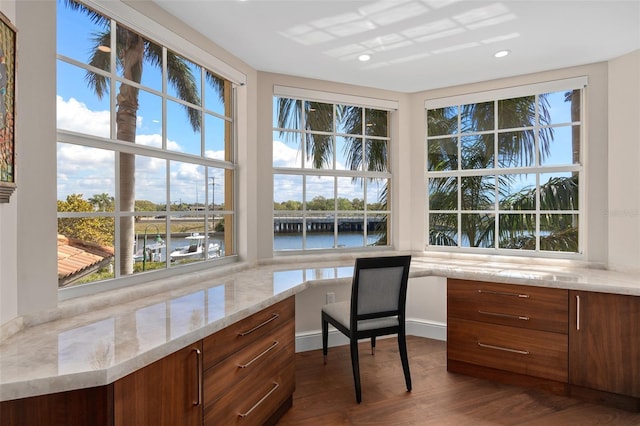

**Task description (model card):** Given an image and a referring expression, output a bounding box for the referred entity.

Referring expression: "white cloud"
[57,96,110,138]
[273,140,301,168]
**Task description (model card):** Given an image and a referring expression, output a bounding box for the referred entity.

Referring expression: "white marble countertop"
[1,253,639,402]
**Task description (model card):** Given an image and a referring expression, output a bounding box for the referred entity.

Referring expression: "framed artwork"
[0,12,15,203]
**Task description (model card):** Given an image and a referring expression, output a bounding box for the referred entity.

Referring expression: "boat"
[169,233,220,261]
[134,240,166,263]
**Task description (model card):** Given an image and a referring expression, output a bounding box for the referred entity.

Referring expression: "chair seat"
[322,301,399,332]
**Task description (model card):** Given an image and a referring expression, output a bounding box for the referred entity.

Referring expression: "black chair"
[321,255,412,403]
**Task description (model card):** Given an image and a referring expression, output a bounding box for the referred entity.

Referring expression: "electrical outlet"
[326,292,335,304]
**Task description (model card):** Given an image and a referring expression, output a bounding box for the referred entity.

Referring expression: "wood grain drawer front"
[448,279,568,334]
[203,318,294,403]
[203,353,295,425]
[203,296,295,370]
[448,318,568,382]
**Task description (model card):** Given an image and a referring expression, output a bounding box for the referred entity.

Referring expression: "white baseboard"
[295,319,446,353]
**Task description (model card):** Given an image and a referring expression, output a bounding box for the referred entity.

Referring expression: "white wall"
[607,50,640,273]
[0,0,18,332]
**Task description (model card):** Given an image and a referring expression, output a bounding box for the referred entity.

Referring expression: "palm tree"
[63,0,222,275]
[88,193,114,212]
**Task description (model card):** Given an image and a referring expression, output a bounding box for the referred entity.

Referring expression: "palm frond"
[166,51,201,131]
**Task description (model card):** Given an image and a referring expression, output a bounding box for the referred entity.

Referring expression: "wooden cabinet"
[0,297,296,425]
[114,341,203,426]
[202,296,296,425]
[569,291,640,404]
[447,279,569,390]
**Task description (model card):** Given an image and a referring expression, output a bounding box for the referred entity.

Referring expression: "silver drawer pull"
[477,341,529,355]
[238,313,279,336]
[238,341,279,369]
[478,310,530,321]
[238,382,280,418]
[478,289,530,298]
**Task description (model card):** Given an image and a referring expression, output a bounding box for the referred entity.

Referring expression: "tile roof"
[57,235,114,287]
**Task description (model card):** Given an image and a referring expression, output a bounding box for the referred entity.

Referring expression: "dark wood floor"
[277,336,640,425]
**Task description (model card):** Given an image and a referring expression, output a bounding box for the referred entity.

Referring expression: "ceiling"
[153,0,640,93]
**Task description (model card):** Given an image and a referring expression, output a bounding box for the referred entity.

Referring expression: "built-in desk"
[1,254,640,420]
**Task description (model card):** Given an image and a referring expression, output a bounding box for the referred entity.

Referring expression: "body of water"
[274,233,382,250]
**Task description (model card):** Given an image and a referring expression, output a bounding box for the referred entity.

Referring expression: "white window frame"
[424,77,587,259]
[273,86,398,254]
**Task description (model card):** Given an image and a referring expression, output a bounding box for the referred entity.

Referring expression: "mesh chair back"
[351,255,411,321]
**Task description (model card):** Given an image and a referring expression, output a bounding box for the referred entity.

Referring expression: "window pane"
[135,155,166,209]
[116,25,162,92]
[304,134,333,169]
[306,101,333,132]
[115,84,162,143]
[337,105,362,135]
[498,130,536,168]
[499,213,535,249]
[57,217,115,287]
[168,216,213,266]
[335,136,355,171]
[365,109,387,137]
[365,139,388,172]
[204,114,227,160]
[274,97,301,130]
[427,137,457,171]
[369,213,388,246]
[167,100,201,156]
[57,5,110,72]
[429,177,457,210]
[305,175,334,210]
[541,125,580,166]
[204,70,227,116]
[337,213,363,248]
[427,106,458,136]
[57,144,115,201]
[274,174,302,208]
[461,134,494,169]
[462,101,493,132]
[461,176,495,210]
[540,213,578,252]
[540,173,578,211]
[306,214,335,249]
[207,167,225,210]
[366,179,388,210]
[498,96,535,129]
[498,173,535,210]
[273,131,303,168]
[273,212,304,250]
[544,90,580,125]
[166,51,201,106]
[337,176,363,210]
[429,213,457,246]
[461,213,495,248]
[134,221,167,273]
[57,61,110,138]
[169,161,205,207]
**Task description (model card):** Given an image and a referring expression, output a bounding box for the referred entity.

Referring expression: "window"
[56,1,238,290]
[273,87,395,251]
[425,78,584,257]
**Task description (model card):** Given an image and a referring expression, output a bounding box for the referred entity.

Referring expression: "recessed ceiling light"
[358,54,371,62]
[97,45,111,53]
[494,49,510,58]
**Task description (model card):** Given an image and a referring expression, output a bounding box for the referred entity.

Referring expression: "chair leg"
[350,337,362,403]
[322,317,329,364]
[371,336,376,355]
[398,332,412,392]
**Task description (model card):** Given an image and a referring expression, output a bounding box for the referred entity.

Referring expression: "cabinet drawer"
[203,355,295,425]
[203,297,295,370]
[448,318,568,382]
[203,318,294,402]
[448,279,568,333]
